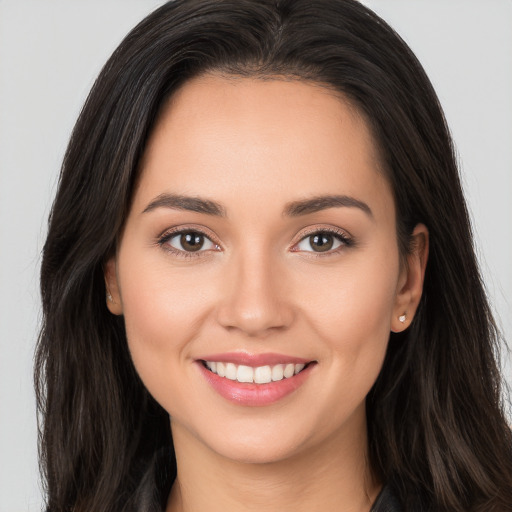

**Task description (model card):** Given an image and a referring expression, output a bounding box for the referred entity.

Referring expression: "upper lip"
[197,351,313,367]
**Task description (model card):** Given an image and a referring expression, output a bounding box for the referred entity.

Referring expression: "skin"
[105,75,428,512]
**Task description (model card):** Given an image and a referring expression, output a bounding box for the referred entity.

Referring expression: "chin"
[196,423,314,465]
[211,439,303,465]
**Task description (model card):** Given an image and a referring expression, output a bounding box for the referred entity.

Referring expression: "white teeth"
[217,362,226,377]
[283,363,295,378]
[271,364,284,381]
[236,365,254,383]
[254,365,272,384]
[225,362,237,380]
[204,360,308,384]
[295,363,305,373]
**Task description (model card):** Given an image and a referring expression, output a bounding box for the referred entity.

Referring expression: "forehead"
[134,74,393,221]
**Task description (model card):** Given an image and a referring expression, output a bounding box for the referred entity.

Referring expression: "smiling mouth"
[202,360,312,384]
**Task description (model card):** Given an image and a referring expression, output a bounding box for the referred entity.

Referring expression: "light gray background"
[0,1,510,510]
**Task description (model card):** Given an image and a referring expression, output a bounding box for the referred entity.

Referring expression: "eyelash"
[157,226,354,258]
[291,227,354,257]
[157,226,221,259]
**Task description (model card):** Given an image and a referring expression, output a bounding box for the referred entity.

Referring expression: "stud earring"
[107,292,113,303]
[399,314,406,323]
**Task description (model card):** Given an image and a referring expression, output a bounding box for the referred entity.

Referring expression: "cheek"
[298,250,399,382]
[118,239,218,341]
[303,254,398,332]
[116,250,218,407]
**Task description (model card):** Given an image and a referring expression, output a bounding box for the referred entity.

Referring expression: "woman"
[35,1,512,511]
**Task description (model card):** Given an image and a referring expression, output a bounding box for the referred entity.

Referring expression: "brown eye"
[295,230,350,253]
[309,233,334,252]
[166,231,217,253]
[180,232,204,252]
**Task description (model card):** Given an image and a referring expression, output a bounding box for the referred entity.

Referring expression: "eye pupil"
[180,232,204,251]
[310,234,333,252]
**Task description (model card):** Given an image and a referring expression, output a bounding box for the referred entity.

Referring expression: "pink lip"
[198,351,311,367]
[196,357,316,407]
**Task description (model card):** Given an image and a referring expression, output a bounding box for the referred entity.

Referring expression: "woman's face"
[106,75,425,464]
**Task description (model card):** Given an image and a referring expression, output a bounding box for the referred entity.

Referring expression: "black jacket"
[371,486,403,512]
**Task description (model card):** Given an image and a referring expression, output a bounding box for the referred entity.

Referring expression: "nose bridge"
[216,242,293,336]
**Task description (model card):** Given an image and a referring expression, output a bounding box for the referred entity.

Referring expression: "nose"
[215,251,294,337]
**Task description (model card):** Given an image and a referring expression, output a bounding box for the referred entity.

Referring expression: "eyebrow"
[283,195,373,218]
[142,193,226,216]
[142,192,373,219]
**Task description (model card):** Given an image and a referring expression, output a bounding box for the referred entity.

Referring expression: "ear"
[104,256,123,315]
[391,223,429,333]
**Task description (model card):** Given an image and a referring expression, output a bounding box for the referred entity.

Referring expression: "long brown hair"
[36,1,512,510]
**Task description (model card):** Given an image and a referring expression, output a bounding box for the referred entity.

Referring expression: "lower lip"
[197,361,315,406]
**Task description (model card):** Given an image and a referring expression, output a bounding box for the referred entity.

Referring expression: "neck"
[166,414,380,512]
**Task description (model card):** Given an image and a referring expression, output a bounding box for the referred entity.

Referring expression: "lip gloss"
[196,359,315,406]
